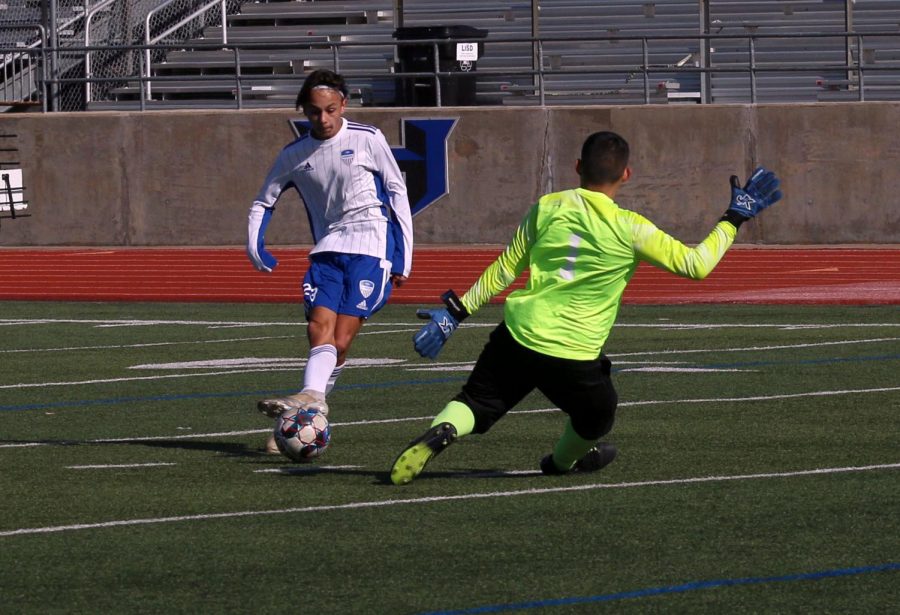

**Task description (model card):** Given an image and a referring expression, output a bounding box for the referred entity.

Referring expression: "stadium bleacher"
[4,0,900,110]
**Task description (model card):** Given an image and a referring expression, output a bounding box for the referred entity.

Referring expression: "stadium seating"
[9,0,897,110]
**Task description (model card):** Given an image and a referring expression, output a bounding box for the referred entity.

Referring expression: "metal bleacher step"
[226,4,391,28]
[104,0,900,109]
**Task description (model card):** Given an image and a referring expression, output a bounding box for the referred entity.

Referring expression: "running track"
[0,247,898,304]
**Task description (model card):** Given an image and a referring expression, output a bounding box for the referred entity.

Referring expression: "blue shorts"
[302,252,393,319]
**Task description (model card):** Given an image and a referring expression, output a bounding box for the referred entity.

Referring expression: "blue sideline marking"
[419,562,900,614]
[0,378,467,412]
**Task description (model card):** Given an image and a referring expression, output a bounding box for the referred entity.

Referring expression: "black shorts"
[454,322,618,440]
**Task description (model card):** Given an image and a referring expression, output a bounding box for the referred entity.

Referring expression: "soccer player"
[247,70,413,453]
[390,131,782,485]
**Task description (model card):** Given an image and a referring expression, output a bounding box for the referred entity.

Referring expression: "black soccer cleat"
[573,443,617,472]
[540,443,618,476]
[390,422,458,485]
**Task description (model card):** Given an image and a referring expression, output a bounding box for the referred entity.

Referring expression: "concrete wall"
[1,103,898,246]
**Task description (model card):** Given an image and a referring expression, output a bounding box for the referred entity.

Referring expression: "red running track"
[0,246,898,305]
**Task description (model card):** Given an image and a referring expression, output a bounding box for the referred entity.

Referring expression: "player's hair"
[579,131,630,185]
[296,70,349,108]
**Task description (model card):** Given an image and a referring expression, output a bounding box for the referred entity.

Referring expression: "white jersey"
[253,118,413,277]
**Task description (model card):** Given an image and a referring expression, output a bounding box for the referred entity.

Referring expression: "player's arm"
[412,205,536,359]
[631,215,735,279]
[459,205,535,313]
[632,167,783,279]
[371,131,414,280]
[247,154,291,273]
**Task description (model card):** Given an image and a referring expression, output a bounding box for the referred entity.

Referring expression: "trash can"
[393,25,488,106]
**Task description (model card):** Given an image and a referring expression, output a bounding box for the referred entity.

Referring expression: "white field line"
[0,327,895,360]
[609,336,900,358]
[254,465,364,474]
[2,336,897,389]
[0,358,409,390]
[0,328,416,355]
[66,463,176,470]
[0,334,301,354]
[0,318,428,328]
[1,318,898,329]
[127,357,406,371]
[0,316,895,360]
[0,368,298,390]
[356,327,421,336]
[619,367,751,373]
[2,386,897,450]
[2,463,898,538]
[615,323,900,330]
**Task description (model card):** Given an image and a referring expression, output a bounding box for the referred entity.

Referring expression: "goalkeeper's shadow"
[370,467,544,485]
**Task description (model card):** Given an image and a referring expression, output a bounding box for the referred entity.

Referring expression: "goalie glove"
[413,290,469,359]
[247,203,278,273]
[723,166,783,227]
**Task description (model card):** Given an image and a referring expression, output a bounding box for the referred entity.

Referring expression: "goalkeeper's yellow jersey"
[460,187,737,360]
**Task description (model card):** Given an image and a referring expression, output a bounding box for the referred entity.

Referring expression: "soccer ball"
[273,407,331,462]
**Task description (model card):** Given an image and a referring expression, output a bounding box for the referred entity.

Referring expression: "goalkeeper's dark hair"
[580,131,630,185]
[296,70,349,109]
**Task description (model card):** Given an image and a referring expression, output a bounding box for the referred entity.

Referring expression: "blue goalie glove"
[412,290,469,359]
[247,204,278,273]
[727,166,783,220]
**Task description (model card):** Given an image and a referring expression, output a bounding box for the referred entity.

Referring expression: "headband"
[311,84,347,99]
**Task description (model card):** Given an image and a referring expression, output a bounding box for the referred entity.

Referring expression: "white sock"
[325,362,344,395]
[302,344,337,397]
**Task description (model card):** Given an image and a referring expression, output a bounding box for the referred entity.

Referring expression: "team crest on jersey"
[359,279,375,299]
[290,118,457,215]
[341,149,355,165]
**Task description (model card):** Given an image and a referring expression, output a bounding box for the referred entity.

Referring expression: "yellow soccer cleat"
[390,423,457,485]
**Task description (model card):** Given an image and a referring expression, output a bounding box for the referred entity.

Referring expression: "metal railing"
[5,30,900,111]
[143,0,228,99]
[83,0,119,104]
[0,25,48,112]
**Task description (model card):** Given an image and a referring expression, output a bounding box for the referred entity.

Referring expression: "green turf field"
[1,301,898,614]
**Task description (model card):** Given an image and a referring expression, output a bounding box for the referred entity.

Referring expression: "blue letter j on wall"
[290,118,457,216]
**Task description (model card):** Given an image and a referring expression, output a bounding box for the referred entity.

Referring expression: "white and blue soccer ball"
[274,407,331,462]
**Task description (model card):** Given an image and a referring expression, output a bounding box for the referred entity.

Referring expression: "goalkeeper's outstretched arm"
[412,204,535,359]
[634,166,783,280]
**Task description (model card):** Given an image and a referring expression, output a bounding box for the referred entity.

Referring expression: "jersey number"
[559,233,582,281]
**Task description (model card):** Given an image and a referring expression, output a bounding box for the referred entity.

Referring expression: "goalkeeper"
[390,130,782,485]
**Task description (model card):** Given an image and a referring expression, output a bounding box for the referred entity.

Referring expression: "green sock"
[552,419,596,471]
[430,400,476,437]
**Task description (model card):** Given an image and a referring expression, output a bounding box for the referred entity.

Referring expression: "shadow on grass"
[259,465,543,485]
[0,438,267,458]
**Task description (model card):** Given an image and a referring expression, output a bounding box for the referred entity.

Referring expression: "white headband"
[311,85,346,99]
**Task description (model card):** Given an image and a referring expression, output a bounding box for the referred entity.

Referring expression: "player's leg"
[391,322,535,485]
[258,305,337,453]
[257,254,345,452]
[258,312,335,434]
[326,362,344,395]
[538,354,618,475]
[327,312,363,389]
[261,253,390,414]
[324,253,393,393]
